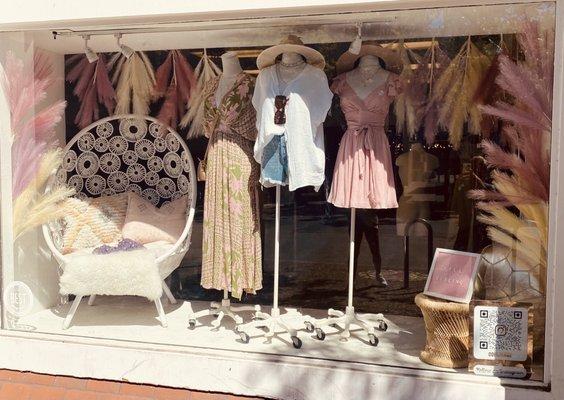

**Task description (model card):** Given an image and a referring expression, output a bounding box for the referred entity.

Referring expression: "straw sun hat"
[336,42,401,74]
[256,35,326,70]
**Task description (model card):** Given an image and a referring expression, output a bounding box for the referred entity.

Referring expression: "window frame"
[0,1,563,398]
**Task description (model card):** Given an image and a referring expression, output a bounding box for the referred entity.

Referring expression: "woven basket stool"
[415,293,470,368]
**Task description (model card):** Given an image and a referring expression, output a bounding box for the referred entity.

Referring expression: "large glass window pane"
[0,2,555,382]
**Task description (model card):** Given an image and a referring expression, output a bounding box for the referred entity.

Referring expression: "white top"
[252,63,333,191]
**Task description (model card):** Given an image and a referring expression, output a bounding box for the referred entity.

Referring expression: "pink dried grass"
[67,53,116,128]
[1,50,67,199]
[153,50,196,128]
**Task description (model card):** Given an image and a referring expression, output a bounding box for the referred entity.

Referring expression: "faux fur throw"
[60,249,162,301]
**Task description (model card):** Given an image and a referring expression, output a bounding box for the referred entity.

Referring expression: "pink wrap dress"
[328,72,401,209]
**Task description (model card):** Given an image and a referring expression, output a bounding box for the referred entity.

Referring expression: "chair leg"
[155,298,167,328]
[63,296,83,330]
[88,295,96,306]
[162,281,177,304]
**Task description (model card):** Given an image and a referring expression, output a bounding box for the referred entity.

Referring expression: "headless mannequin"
[346,55,390,100]
[189,51,259,329]
[345,55,391,288]
[396,143,439,236]
[276,52,306,90]
[396,143,439,186]
[215,51,243,105]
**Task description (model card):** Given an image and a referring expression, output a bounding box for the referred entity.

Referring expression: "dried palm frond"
[180,50,222,138]
[469,22,554,295]
[66,53,116,128]
[153,50,196,129]
[429,38,490,149]
[110,51,156,115]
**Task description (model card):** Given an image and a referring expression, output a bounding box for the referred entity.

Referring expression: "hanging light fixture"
[82,35,99,63]
[115,33,134,58]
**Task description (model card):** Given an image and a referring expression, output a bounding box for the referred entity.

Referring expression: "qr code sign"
[473,306,528,361]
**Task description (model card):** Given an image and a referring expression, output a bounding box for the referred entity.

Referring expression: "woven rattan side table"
[415,293,470,368]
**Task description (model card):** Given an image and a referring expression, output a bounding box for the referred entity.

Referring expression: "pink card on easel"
[424,248,481,303]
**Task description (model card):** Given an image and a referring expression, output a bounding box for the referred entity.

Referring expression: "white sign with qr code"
[473,306,528,361]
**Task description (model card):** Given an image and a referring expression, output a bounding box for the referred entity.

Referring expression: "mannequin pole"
[273,185,281,310]
[348,208,356,308]
[236,184,304,349]
[307,206,387,346]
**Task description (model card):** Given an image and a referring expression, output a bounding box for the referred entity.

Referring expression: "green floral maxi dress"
[200,73,262,299]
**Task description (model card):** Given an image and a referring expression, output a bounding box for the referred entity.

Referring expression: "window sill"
[0,297,551,400]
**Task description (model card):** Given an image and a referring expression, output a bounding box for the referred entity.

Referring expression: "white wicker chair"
[43,114,196,329]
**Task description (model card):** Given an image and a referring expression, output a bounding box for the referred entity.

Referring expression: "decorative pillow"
[122,192,188,245]
[61,193,128,254]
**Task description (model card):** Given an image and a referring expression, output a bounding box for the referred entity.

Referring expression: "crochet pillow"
[122,192,188,245]
[61,193,128,254]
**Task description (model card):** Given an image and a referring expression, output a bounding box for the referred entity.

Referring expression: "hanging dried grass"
[429,38,490,149]
[180,50,222,138]
[419,40,451,145]
[393,40,424,139]
[67,54,116,128]
[153,50,196,129]
[109,51,156,115]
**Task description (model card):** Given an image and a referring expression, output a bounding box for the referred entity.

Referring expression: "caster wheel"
[188,319,196,330]
[368,333,379,347]
[315,328,326,341]
[291,336,302,349]
[377,320,388,332]
[304,321,314,332]
[238,331,250,344]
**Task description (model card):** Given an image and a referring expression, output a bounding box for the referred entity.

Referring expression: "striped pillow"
[61,193,128,254]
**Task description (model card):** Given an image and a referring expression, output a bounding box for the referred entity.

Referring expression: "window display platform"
[17,296,454,373]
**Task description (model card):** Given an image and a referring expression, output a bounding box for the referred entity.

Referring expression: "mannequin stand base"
[235,307,305,349]
[188,299,260,329]
[307,306,388,346]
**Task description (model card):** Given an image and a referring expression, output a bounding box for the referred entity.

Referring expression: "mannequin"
[192,50,262,328]
[215,51,243,105]
[276,52,306,89]
[396,143,439,236]
[346,55,390,100]
[240,36,332,347]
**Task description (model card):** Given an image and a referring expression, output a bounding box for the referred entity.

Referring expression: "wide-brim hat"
[257,35,325,70]
[336,42,401,74]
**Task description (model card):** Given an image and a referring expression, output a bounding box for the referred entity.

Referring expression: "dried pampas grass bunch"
[0,50,73,239]
[153,50,197,129]
[13,149,75,239]
[66,53,116,128]
[421,40,451,145]
[470,22,554,294]
[428,38,491,149]
[392,40,424,139]
[180,50,222,138]
[109,51,156,115]
[393,39,450,141]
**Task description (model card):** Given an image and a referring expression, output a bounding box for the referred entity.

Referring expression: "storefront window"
[0,1,555,384]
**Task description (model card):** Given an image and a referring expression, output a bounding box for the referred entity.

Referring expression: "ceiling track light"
[82,35,99,63]
[348,22,363,55]
[115,33,135,58]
